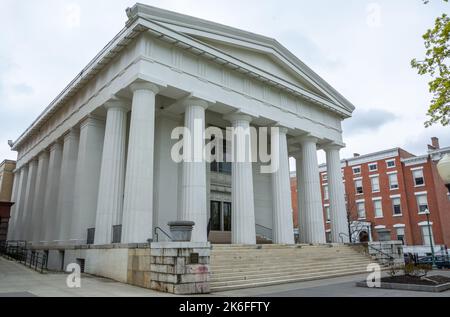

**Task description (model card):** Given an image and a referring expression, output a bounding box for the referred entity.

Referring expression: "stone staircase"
[210,244,377,292]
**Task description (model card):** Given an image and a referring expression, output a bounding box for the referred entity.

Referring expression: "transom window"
[413,169,425,186]
[392,197,402,216]
[389,173,399,190]
[357,202,366,219]
[368,163,378,172]
[371,176,380,193]
[386,159,396,168]
[416,194,429,214]
[355,179,363,194]
[373,199,383,218]
[353,166,361,175]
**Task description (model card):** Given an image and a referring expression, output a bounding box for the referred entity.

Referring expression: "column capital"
[49,141,63,152]
[38,150,49,161]
[322,142,345,152]
[80,114,106,130]
[296,134,319,145]
[181,97,209,110]
[62,127,80,142]
[223,112,254,124]
[104,96,130,112]
[129,81,160,94]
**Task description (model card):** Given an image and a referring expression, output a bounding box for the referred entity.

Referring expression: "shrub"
[403,263,432,278]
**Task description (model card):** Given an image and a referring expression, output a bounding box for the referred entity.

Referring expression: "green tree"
[411,0,449,127]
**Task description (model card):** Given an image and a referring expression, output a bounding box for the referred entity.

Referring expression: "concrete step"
[210,251,360,259]
[210,268,369,292]
[211,258,373,274]
[210,256,373,270]
[211,261,374,282]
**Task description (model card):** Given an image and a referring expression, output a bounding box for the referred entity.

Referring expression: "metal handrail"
[154,227,172,242]
[255,224,273,241]
[368,244,395,262]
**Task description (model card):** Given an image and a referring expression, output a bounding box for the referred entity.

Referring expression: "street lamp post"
[424,209,438,270]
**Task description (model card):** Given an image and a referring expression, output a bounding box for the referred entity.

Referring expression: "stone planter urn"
[168,221,195,242]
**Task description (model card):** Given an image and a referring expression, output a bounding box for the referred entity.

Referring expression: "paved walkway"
[0,257,171,297]
[1,256,449,297]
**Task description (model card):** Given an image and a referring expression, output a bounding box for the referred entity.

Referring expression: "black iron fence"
[0,240,48,273]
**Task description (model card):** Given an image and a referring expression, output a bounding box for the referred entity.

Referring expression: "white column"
[294,152,306,244]
[94,98,128,245]
[55,128,80,243]
[42,142,63,243]
[271,127,295,244]
[13,165,29,240]
[122,83,159,244]
[325,144,349,243]
[6,171,20,240]
[22,159,38,241]
[31,151,49,243]
[300,136,326,244]
[180,98,208,243]
[225,114,256,245]
[71,116,105,244]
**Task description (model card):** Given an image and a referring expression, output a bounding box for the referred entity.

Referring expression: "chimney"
[353,153,360,158]
[431,137,440,150]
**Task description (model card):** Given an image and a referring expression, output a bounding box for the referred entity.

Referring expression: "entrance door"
[210,201,232,232]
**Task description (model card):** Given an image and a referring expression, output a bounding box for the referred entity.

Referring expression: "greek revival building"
[7,4,355,248]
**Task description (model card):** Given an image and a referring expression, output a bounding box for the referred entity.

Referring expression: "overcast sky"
[0,0,449,166]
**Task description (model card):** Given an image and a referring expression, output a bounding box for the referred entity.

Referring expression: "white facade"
[7,4,354,245]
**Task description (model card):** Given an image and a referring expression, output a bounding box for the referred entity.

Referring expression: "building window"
[416,194,429,214]
[373,200,383,218]
[386,159,396,168]
[323,185,329,200]
[368,163,378,172]
[355,179,363,194]
[325,206,331,223]
[322,173,328,181]
[357,202,366,219]
[392,197,402,216]
[371,176,380,193]
[353,166,361,175]
[413,169,425,186]
[389,173,399,190]
[326,231,332,244]
[210,136,231,174]
[421,225,434,246]
[396,227,405,244]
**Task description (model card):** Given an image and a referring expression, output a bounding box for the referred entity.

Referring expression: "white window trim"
[324,204,330,207]
[411,167,424,171]
[375,225,386,230]
[393,214,403,217]
[326,229,331,233]
[369,174,380,178]
[368,163,378,171]
[390,194,401,199]
[353,166,362,173]
[372,197,382,201]
[356,199,366,203]
[418,221,433,226]
[387,171,398,175]
[393,224,406,228]
[414,191,428,196]
[353,177,363,181]
[386,159,396,168]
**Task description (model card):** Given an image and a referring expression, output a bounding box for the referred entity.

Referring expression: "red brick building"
[291,138,450,253]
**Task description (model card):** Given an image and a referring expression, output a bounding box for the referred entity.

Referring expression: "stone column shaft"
[301,136,326,244]
[11,167,28,240]
[227,114,256,245]
[6,171,20,240]
[31,151,49,242]
[22,160,38,241]
[295,154,307,244]
[55,129,80,243]
[122,83,159,244]
[94,99,128,245]
[42,142,63,242]
[271,128,295,244]
[180,99,208,243]
[325,145,349,243]
[71,116,105,243]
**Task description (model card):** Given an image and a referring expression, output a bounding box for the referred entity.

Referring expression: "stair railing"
[255,224,273,241]
[154,227,172,242]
